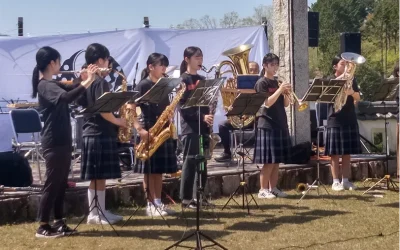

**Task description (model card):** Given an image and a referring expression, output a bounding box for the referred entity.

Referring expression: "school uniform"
[79,75,121,180]
[133,78,177,174]
[253,77,291,164]
[324,77,361,156]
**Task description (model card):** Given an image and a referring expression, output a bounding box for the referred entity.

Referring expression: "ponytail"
[260,68,265,77]
[140,68,150,81]
[180,60,187,75]
[31,66,40,98]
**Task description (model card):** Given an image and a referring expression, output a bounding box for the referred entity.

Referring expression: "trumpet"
[276,77,308,111]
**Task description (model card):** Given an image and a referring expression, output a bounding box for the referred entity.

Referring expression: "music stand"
[297,78,346,204]
[122,77,181,227]
[72,91,138,236]
[221,92,265,214]
[165,78,227,250]
[363,77,399,194]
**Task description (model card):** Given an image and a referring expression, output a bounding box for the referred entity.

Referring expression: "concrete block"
[222,175,240,196]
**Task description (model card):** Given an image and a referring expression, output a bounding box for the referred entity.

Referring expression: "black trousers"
[180,134,209,201]
[218,119,254,154]
[37,145,71,223]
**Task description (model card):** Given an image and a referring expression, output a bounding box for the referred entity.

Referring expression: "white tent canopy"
[0,26,268,152]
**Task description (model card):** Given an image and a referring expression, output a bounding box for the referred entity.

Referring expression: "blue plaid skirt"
[253,128,291,164]
[133,138,178,174]
[324,126,361,156]
[80,135,121,180]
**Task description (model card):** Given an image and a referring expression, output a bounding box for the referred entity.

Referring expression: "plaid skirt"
[80,135,121,180]
[133,138,178,174]
[253,128,291,164]
[324,126,362,156]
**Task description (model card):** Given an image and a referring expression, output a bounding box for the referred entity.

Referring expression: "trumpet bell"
[341,52,366,64]
[298,102,308,111]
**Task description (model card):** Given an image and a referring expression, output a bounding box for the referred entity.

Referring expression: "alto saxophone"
[135,83,186,161]
[116,70,135,143]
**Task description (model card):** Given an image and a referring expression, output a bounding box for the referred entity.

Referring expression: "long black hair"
[260,53,279,76]
[180,46,203,75]
[331,54,342,74]
[141,53,169,81]
[85,43,110,65]
[392,62,399,77]
[31,46,61,98]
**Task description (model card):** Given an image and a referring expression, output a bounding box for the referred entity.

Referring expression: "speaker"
[0,151,32,187]
[308,12,319,47]
[340,32,361,54]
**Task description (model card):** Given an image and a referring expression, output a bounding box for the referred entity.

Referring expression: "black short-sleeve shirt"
[80,75,118,137]
[254,77,288,130]
[326,76,360,128]
[134,78,171,129]
[178,73,209,135]
[38,80,77,148]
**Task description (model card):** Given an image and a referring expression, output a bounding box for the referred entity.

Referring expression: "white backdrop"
[0,26,268,151]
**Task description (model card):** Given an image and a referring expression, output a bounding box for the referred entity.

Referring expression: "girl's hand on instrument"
[204,114,214,126]
[279,82,291,93]
[85,64,99,84]
[345,88,355,96]
[117,118,127,128]
[138,128,152,142]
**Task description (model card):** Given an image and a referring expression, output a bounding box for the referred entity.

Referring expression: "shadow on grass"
[74,228,231,241]
[376,202,399,208]
[226,209,348,232]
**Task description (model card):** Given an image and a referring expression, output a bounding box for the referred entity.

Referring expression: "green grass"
[0,185,398,250]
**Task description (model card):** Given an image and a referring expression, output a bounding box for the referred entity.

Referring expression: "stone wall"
[273,0,311,144]
[0,160,389,225]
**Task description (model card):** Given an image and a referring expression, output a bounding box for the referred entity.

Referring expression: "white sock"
[98,190,106,214]
[154,198,162,207]
[333,179,340,184]
[342,178,349,183]
[88,189,97,216]
[147,202,152,207]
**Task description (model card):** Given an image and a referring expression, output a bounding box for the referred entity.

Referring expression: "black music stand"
[72,91,138,236]
[221,92,265,214]
[122,77,181,227]
[297,78,346,204]
[165,78,227,250]
[363,77,399,194]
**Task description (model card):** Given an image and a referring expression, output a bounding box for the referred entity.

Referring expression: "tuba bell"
[334,52,366,112]
[217,44,255,128]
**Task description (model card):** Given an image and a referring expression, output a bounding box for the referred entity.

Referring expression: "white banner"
[0,26,268,151]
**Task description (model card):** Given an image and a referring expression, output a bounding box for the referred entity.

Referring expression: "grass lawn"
[0,185,398,250]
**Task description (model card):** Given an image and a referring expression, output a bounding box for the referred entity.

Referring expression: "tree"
[200,15,217,29]
[219,11,241,28]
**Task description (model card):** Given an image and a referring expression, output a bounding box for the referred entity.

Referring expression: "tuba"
[217,44,255,128]
[334,52,366,112]
[116,70,135,143]
[135,82,186,161]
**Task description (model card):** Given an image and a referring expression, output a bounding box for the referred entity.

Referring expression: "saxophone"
[116,70,135,143]
[135,82,186,161]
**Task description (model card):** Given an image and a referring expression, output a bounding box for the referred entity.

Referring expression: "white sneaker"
[158,204,176,216]
[87,214,117,225]
[331,182,344,191]
[271,187,288,198]
[342,181,357,190]
[146,204,166,216]
[104,210,123,222]
[258,189,276,199]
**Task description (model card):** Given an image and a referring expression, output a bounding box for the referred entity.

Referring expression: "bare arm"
[100,113,123,127]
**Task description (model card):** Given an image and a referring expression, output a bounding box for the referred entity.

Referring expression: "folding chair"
[9,109,44,183]
[230,122,256,168]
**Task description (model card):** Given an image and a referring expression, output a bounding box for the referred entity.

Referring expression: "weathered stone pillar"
[273,0,311,144]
